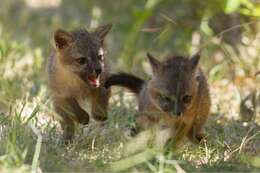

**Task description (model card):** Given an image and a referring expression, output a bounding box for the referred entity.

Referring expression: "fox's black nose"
[95,66,102,75]
[172,107,182,116]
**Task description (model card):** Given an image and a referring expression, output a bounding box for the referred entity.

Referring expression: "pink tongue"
[87,75,99,87]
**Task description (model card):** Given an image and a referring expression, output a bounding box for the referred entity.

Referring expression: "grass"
[0,1,260,172]
[0,96,259,172]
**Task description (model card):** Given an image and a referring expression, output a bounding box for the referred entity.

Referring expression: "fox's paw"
[195,133,207,143]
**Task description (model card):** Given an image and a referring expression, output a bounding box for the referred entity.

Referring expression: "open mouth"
[87,74,100,88]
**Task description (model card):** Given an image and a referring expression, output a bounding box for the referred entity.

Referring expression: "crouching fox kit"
[47,24,112,142]
[105,53,211,149]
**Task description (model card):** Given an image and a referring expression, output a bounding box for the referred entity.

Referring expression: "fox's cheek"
[75,66,92,76]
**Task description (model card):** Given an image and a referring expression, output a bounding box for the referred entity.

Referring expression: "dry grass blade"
[30,124,42,173]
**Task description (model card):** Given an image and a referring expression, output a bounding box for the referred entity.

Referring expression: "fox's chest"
[77,97,92,114]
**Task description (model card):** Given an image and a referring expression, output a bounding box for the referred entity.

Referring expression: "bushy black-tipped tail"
[105,73,144,94]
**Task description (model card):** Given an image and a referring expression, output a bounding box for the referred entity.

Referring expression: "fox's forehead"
[162,57,193,80]
[74,36,100,49]
[71,29,100,47]
[155,57,193,94]
[67,42,103,60]
[153,79,188,97]
[69,33,103,57]
[71,29,97,41]
[163,57,190,70]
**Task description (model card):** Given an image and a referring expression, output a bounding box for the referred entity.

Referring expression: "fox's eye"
[97,54,104,61]
[182,95,192,104]
[76,57,86,65]
[165,96,171,102]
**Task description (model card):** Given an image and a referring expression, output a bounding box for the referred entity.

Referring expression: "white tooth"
[98,48,104,56]
[96,76,100,86]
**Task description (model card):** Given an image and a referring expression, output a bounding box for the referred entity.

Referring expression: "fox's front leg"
[53,97,90,142]
[188,104,210,143]
[187,118,207,143]
[91,87,110,121]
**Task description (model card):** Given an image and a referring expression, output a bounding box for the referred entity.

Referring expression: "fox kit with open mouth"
[105,53,211,149]
[47,24,112,142]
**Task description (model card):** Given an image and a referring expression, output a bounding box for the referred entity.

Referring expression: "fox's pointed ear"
[93,24,112,43]
[190,53,200,70]
[147,52,161,75]
[53,29,73,50]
